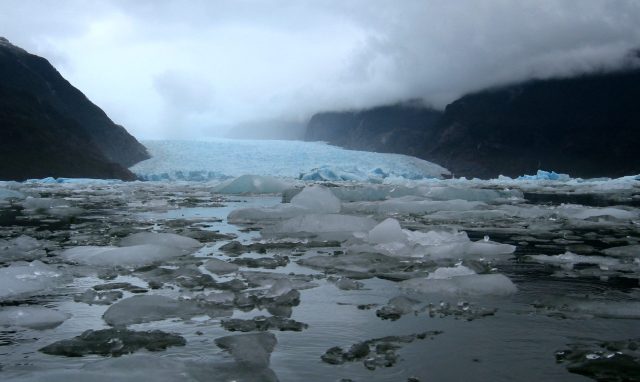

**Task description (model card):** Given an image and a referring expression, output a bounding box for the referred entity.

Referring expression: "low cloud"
[1,0,639,138]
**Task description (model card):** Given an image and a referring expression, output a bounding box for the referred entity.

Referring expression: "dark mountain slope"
[0,37,149,181]
[306,101,442,158]
[306,67,640,179]
[427,68,640,178]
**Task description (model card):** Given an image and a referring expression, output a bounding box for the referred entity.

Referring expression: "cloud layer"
[2,0,640,138]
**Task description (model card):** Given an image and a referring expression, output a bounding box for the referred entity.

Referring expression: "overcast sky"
[1,0,639,139]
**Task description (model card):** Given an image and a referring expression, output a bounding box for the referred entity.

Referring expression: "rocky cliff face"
[306,101,442,158]
[306,67,640,179]
[0,37,149,181]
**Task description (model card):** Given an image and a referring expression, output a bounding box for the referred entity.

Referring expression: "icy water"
[1,160,640,381]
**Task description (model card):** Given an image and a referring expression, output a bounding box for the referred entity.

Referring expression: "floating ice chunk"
[196,291,235,306]
[227,204,306,224]
[400,273,517,296]
[566,301,640,319]
[345,196,488,215]
[74,289,123,305]
[290,185,341,213]
[405,229,468,247]
[21,197,69,210]
[527,251,622,269]
[426,265,476,279]
[515,170,571,181]
[381,198,487,214]
[368,218,406,244]
[299,252,408,279]
[61,244,188,268]
[602,245,640,258]
[3,354,203,382]
[119,232,202,250]
[401,230,515,260]
[376,295,421,320]
[241,271,319,290]
[229,187,357,225]
[465,241,517,257]
[212,175,291,194]
[422,186,523,203]
[0,306,69,329]
[0,188,24,200]
[0,261,64,301]
[265,279,294,298]
[102,295,218,326]
[0,235,46,262]
[20,197,84,217]
[327,185,402,202]
[204,258,240,275]
[425,209,510,222]
[536,298,640,319]
[334,277,364,290]
[265,214,377,240]
[556,204,638,220]
[215,332,277,368]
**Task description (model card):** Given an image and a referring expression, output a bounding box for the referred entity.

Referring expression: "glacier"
[130,139,450,182]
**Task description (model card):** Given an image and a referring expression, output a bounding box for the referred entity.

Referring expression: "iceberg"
[290,185,341,213]
[400,272,517,296]
[0,188,25,200]
[0,306,69,329]
[61,245,188,268]
[118,232,202,250]
[515,170,571,181]
[215,332,277,368]
[0,261,65,301]
[61,232,202,268]
[212,175,292,194]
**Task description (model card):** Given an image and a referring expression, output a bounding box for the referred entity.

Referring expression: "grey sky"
[1,0,639,139]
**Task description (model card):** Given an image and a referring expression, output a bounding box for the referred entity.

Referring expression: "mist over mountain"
[0,38,148,181]
[1,1,639,138]
[306,60,640,179]
[224,120,306,141]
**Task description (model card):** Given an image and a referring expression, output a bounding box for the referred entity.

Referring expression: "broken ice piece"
[203,258,240,274]
[74,289,123,305]
[0,306,70,330]
[215,332,277,368]
[0,260,64,301]
[376,296,420,321]
[400,272,517,297]
[118,232,202,250]
[102,295,228,326]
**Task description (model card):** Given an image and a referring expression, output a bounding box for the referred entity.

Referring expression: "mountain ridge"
[305,65,640,179]
[0,37,149,181]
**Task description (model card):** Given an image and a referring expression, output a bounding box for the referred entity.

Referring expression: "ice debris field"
[1,139,640,381]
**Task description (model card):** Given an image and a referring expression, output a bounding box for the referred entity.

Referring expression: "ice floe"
[0,306,69,329]
[0,261,65,301]
[399,265,517,296]
[211,175,292,194]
